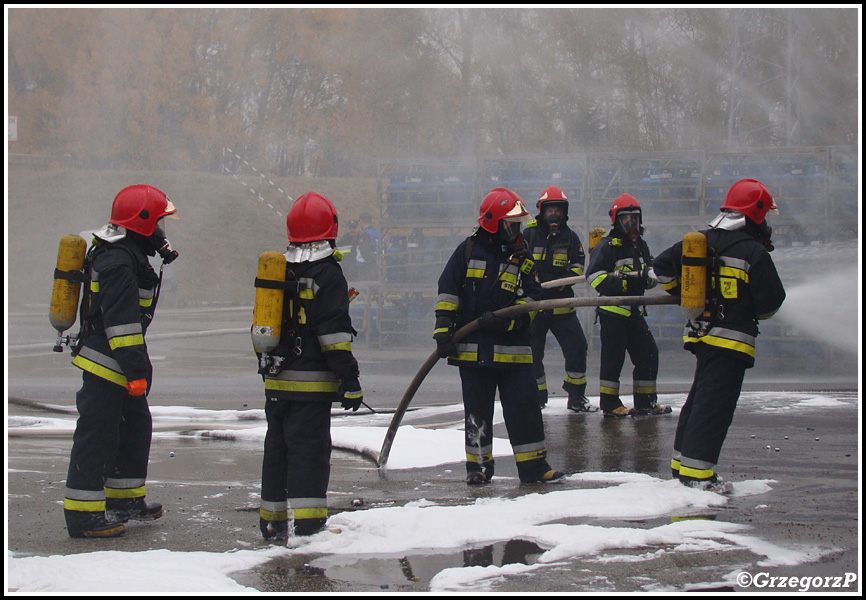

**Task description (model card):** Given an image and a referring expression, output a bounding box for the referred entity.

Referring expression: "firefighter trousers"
[673,344,747,479]
[65,371,153,512]
[261,398,332,529]
[597,313,658,411]
[458,366,551,481]
[530,310,588,400]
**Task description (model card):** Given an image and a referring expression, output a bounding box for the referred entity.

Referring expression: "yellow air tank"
[588,227,606,251]
[680,231,707,320]
[50,234,87,351]
[251,251,287,354]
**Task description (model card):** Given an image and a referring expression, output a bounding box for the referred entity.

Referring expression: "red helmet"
[478,188,529,234]
[109,185,178,236]
[721,179,778,224]
[537,186,569,210]
[609,193,642,239]
[537,185,569,219]
[609,193,641,224]
[286,191,339,243]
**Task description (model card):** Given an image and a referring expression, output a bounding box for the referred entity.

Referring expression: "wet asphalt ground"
[6,307,861,593]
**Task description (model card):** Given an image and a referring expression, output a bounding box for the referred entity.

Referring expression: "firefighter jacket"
[259,253,360,401]
[653,227,786,367]
[435,230,542,368]
[71,237,159,387]
[586,232,654,319]
[523,218,586,313]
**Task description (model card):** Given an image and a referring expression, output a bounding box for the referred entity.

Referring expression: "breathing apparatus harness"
[70,234,174,357]
[684,230,754,337]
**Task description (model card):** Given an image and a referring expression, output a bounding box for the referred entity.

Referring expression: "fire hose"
[377,292,678,468]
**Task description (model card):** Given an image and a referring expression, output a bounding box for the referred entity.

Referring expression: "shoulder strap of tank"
[463,234,476,270]
[70,241,108,356]
[703,229,756,321]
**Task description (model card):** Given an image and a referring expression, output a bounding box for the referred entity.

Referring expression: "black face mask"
[755,221,774,252]
[497,220,522,245]
[152,221,179,263]
[127,230,179,263]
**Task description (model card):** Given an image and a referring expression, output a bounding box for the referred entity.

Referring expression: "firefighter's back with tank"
[253,192,364,541]
[61,184,179,538]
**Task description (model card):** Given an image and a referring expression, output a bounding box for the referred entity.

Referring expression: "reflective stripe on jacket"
[653,228,786,365]
[435,232,541,369]
[72,239,158,386]
[586,234,653,318]
[260,254,360,401]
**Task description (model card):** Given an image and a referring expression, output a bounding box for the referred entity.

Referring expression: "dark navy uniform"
[654,227,785,484]
[66,237,159,518]
[258,251,361,536]
[585,233,659,413]
[523,219,588,407]
[435,230,556,483]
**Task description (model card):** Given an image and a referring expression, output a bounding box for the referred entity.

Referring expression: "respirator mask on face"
[756,220,774,252]
[497,217,525,245]
[152,219,179,264]
[617,212,641,242]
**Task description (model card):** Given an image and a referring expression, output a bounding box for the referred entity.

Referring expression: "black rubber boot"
[106,497,164,523]
[293,517,327,537]
[260,517,289,540]
[567,395,599,413]
[65,509,125,538]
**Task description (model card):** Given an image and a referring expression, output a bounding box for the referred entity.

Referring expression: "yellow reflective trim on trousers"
[264,379,340,393]
[105,485,146,499]
[493,352,533,364]
[685,335,755,358]
[260,508,289,521]
[321,341,352,352]
[514,449,546,463]
[671,458,681,472]
[71,354,129,386]
[600,305,632,317]
[139,298,154,308]
[634,384,656,393]
[565,375,587,385]
[108,334,144,350]
[293,507,328,520]
[679,465,714,479]
[64,498,105,512]
[599,384,619,395]
[465,452,493,464]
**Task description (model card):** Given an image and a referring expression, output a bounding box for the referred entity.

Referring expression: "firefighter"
[257,191,363,540]
[585,194,671,418]
[64,184,179,538]
[654,179,786,491]
[523,186,595,412]
[433,188,564,485]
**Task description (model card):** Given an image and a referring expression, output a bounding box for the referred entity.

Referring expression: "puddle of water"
[233,538,546,592]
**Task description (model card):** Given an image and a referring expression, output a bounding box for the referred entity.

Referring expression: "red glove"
[125,379,148,396]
